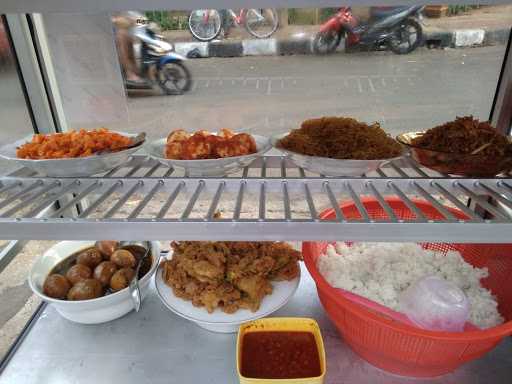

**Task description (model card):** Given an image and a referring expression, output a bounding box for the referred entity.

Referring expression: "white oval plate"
[271,133,402,177]
[147,134,271,177]
[155,251,300,333]
[0,131,144,177]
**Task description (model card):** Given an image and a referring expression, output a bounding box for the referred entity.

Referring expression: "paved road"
[120,46,507,138]
[0,46,507,143]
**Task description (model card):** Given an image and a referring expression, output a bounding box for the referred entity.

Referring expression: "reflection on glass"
[34,6,512,141]
[0,18,34,174]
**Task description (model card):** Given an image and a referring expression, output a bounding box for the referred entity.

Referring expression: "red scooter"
[313,6,424,55]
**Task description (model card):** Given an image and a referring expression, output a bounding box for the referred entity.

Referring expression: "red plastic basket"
[303,197,512,377]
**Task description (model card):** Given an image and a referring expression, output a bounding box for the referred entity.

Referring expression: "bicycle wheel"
[188,10,222,42]
[245,8,279,38]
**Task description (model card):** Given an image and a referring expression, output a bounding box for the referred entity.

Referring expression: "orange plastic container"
[303,197,512,377]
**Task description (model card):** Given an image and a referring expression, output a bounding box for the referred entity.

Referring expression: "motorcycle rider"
[112,11,145,86]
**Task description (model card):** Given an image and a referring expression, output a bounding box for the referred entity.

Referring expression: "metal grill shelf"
[1,155,512,242]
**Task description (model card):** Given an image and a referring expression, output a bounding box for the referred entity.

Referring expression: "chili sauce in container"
[237,317,326,384]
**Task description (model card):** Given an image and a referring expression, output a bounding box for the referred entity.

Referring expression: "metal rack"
[1,155,511,242]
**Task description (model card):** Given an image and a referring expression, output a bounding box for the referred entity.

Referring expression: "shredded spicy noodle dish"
[277,117,402,160]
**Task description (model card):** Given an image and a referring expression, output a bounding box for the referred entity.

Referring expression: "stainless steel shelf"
[1,155,512,242]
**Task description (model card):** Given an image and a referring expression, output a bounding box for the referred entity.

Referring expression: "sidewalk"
[164,5,512,58]
[424,5,512,48]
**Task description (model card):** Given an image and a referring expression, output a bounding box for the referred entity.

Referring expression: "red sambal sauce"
[240,331,322,379]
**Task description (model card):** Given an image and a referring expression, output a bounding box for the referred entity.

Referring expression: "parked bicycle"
[188,9,279,42]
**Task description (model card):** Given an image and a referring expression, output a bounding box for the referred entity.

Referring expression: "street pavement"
[0,45,507,144]
[119,45,507,139]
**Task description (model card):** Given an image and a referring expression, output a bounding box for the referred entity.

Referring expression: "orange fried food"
[194,130,211,137]
[205,135,224,153]
[214,141,236,158]
[181,135,212,160]
[167,129,190,143]
[161,241,301,314]
[219,128,235,139]
[164,129,257,160]
[165,141,184,159]
[225,133,255,156]
[231,133,257,152]
[16,128,133,159]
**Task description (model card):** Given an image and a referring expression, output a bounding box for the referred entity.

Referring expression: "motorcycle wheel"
[158,62,192,95]
[313,30,342,55]
[389,19,422,54]
[188,10,222,42]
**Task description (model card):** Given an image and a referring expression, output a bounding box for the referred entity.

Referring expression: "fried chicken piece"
[199,288,221,313]
[161,259,198,300]
[219,128,235,139]
[215,282,242,313]
[231,133,257,152]
[167,129,190,143]
[184,280,203,297]
[216,134,257,157]
[235,275,272,312]
[261,242,302,273]
[204,135,224,158]
[228,256,275,279]
[227,241,260,259]
[228,133,256,156]
[163,241,301,314]
[181,135,212,160]
[194,130,210,137]
[214,141,236,158]
[235,275,272,302]
[165,141,183,159]
[199,282,241,313]
[272,260,300,281]
[164,130,256,160]
[183,259,225,284]
[205,243,228,268]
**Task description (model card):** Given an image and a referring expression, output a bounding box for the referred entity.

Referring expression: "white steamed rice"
[318,242,504,329]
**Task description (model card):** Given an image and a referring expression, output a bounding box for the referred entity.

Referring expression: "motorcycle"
[313,6,425,55]
[126,16,192,95]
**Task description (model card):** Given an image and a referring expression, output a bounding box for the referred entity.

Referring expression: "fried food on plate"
[16,128,133,159]
[219,128,235,139]
[410,115,512,156]
[277,116,402,160]
[164,129,257,160]
[167,129,190,143]
[161,241,302,314]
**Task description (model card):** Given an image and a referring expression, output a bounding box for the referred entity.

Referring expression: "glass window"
[34,6,511,139]
[0,17,34,175]
[0,16,43,360]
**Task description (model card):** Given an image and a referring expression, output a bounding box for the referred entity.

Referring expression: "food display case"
[0,0,512,383]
